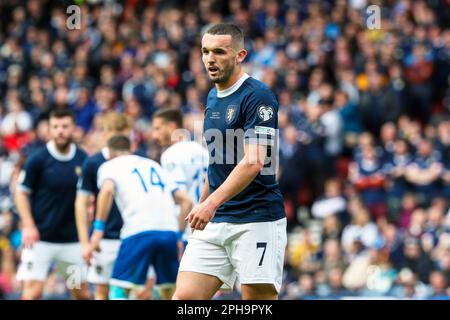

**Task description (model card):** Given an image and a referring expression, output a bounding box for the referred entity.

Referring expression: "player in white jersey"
[88,135,193,300]
[75,112,130,300]
[152,108,209,244]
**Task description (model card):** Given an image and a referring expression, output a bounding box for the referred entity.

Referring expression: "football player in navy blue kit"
[173,24,287,300]
[15,109,90,300]
[75,112,129,300]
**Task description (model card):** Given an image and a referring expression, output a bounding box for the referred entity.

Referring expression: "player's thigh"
[230,218,287,295]
[87,239,120,286]
[17,241,56,283]
[178,223,237,291]
[173,271,223,300]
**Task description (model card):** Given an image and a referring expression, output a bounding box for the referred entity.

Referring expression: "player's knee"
[22,281,44,300]
[21,290,42,300]
[71,284,91,300]
[241,284,278,300]
[94,285,109,300]
[172,286,197,300]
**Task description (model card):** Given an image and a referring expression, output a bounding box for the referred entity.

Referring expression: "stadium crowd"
[0,0,450,299]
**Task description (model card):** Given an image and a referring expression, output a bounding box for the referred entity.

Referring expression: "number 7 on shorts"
[256,242,267,266]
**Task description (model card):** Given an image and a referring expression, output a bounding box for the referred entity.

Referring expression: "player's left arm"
[90,179,115,250]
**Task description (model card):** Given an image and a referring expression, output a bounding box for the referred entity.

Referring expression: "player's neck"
[54,143,71,154]
[216,69,245,92]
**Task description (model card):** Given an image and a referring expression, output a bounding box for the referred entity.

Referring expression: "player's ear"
[169,122,178,131]
[236,49,247,64]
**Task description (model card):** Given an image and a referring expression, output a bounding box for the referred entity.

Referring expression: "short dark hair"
[153,108,183,129]
[107,135,131,152]
[49,108,76,123]
[204,23,244,51]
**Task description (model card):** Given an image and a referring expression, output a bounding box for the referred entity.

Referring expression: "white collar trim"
[216,73,249,98]
[46,141,76,161]
[101,147,110,160]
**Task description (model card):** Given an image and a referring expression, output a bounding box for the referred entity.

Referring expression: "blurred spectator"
[427,271,449,299]
[405,139,443,204]
[359,72,401,137]
[69,86,99,134]
[341,201,380,260]
[349,143,387,219]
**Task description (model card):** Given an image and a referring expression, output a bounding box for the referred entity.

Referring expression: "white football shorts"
[17,241,87,282]
[87,239,121,285]
[179,217,287,293]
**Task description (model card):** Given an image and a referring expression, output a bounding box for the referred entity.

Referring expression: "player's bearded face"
[151,118,171,147]
[49,117,74,150]
[207,57,235,84]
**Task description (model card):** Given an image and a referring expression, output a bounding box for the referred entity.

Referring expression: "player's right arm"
[75,158,95,264]
[15,155,41,248]
[15,190,39,248]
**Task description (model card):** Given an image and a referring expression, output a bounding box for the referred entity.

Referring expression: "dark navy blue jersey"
[18,142,87,243]
[203,74,285,223]
[77,149,123,240]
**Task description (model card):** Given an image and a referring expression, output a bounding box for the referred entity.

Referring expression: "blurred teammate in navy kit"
[15,109,89,300]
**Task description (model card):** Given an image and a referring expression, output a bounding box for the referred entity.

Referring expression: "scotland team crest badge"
[225,105,237,124]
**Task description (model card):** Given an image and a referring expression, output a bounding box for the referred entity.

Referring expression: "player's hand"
[89,231,103,254]
[185,200,217,231]
[22,224,40,249]
[81,242,94,266]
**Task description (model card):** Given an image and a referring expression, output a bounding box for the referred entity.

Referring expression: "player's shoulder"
[163,141,207,161]
[83,151,105,169]
[108,154,155,168]
[75,146,88,158]
[241,77,278,106]
[242,76,270,91]
[207,86,218,99]
[25,145,48,165]
[164,141,205,156]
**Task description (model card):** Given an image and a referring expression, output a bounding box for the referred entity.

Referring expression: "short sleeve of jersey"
[97,162,116,189]
[160,152,188,191]
[242,89,278,146]
[77,157,96,195]
[17,153,42,194]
